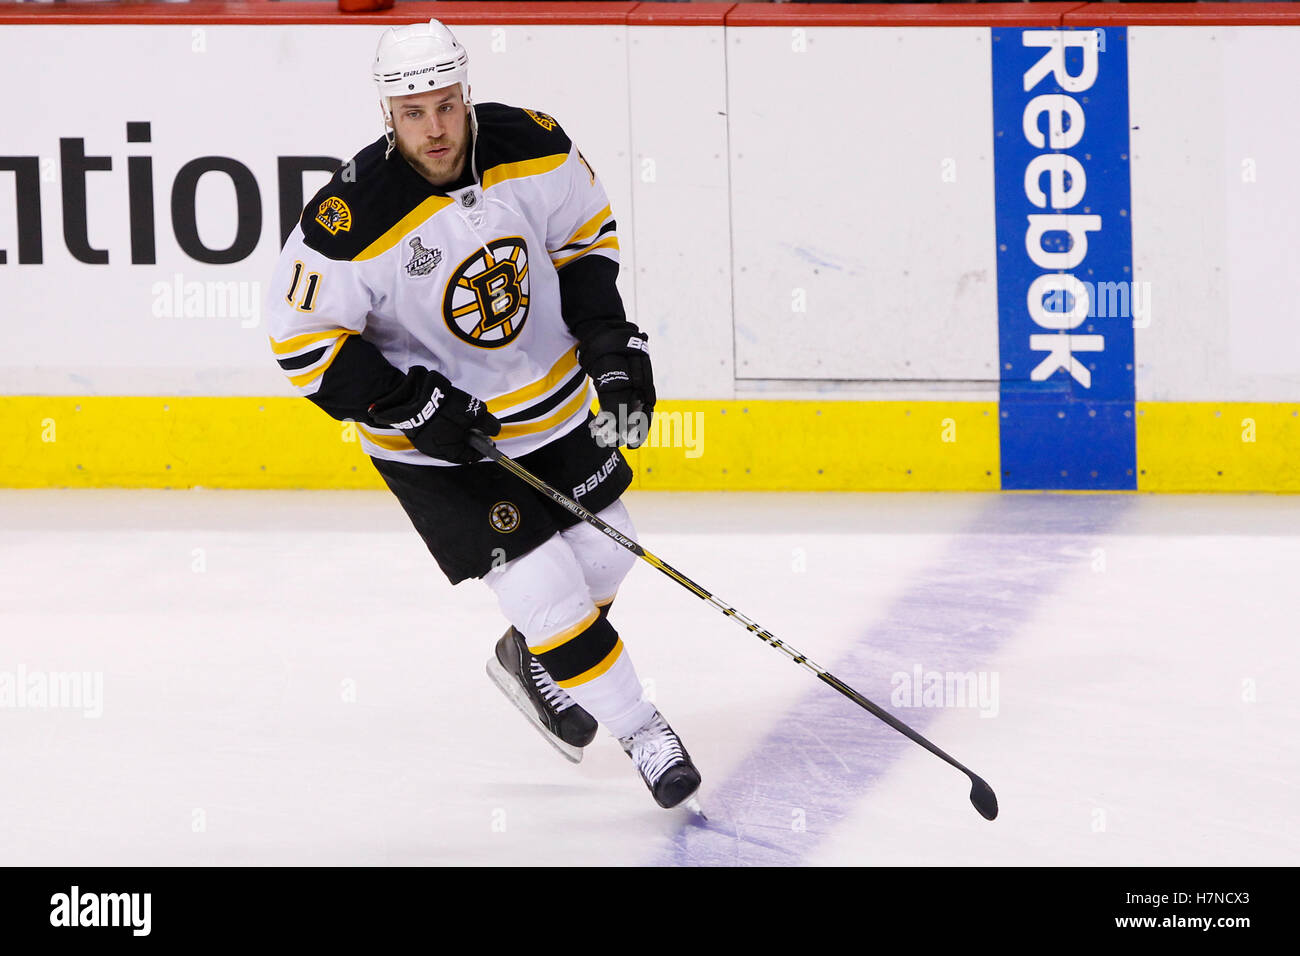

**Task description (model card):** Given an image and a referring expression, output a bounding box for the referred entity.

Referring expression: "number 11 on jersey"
[285,260,323,313]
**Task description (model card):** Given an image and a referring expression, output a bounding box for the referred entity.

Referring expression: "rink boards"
[1,3,1297,491]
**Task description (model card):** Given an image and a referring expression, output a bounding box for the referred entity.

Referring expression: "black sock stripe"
[535,617,619,683]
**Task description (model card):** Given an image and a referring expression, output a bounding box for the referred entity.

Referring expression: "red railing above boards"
[2,2,1300,28]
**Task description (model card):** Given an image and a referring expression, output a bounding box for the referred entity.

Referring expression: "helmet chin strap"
[383,101,396,159]
[468,102,480,183]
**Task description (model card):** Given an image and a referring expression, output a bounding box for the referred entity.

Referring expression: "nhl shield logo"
[489,501,521,533]
[406,236,442,277]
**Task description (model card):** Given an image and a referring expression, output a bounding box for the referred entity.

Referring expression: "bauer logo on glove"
[368,367,500,465]
[387,388,444,431]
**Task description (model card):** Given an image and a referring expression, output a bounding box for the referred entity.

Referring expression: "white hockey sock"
[559,643,655,740]
[485,531,654,739]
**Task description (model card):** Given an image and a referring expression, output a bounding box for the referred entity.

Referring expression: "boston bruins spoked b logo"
[443,236,530,349]
[489,501,521,534]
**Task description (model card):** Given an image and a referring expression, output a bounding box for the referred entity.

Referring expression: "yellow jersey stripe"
[551,235,619,270]
[353,196,455,262]
[495,385,591,441]
[287,334,351,388]
[556,639,624,689]
[481,153,568,191]
[527,608,601,656]
[269,328,346,356]
[356,425,415,451]
[486,346,580,414]
[554,204,612,253]
[357,374,587,453]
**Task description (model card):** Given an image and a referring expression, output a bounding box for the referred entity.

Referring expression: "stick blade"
[969,776,999,821]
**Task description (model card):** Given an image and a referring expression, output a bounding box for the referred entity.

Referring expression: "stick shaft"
[469,433,826,673]
[466,431,995,809]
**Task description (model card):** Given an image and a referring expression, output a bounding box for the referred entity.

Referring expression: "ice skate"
[487,627,599,763]
[619,710,702,809]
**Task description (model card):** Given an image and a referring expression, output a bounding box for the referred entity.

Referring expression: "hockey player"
[267,20,700,810]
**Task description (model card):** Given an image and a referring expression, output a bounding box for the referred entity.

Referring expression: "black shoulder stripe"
[299,136,442,262]
[473,102,574,171]
[297,104,573,261]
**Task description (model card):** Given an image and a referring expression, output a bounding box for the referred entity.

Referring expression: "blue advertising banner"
[991,27,1137,490]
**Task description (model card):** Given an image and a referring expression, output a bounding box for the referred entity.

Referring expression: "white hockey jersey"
[267,104,631,466]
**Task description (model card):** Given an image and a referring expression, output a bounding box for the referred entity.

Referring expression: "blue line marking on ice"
[651,495,1130,866]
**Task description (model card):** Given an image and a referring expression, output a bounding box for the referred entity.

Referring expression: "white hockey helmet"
[373,19,473,156]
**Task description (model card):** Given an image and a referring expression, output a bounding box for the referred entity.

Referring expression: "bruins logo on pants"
[443,236,530,348]
[489,501,521,533]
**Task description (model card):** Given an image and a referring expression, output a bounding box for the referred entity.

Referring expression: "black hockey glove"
[581,330,655,449]
[367,366,501,465]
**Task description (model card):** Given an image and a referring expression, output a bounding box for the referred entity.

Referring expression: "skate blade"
[682,796,708,821]
[485,657,584,764]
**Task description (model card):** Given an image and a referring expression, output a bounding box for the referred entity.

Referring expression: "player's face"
[391,85,471,188]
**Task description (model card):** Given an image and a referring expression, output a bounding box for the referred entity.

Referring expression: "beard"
[397,130,469,188]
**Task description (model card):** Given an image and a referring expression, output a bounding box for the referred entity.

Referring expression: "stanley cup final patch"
[315,196,351,235]
[406,236,443,277]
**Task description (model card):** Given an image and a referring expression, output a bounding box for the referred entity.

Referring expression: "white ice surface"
[0,489,1296,866]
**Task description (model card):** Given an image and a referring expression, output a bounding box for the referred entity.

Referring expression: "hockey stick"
[466,430,998,821]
